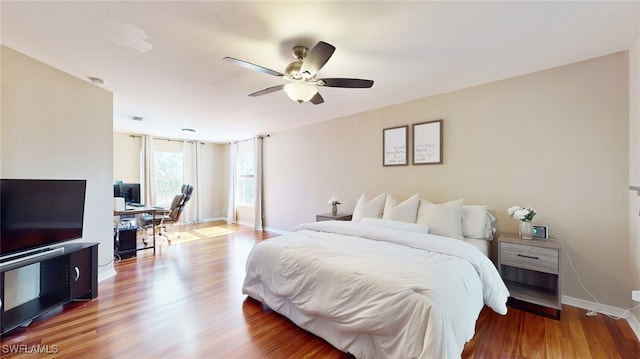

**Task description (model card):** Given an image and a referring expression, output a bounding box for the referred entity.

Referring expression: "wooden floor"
[1,221,638,358]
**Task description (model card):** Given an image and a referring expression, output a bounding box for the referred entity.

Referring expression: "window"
[237,151,254,207]
[154,151,183,206]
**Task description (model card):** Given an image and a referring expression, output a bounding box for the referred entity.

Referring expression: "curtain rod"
[128,134,205,145]
[230,134,270,144]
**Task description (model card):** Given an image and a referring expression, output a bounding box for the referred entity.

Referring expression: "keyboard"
[128,203,145,207]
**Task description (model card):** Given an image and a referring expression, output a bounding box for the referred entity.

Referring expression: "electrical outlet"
[633,290,640,302]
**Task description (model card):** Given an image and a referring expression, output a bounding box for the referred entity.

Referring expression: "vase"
[519,221,533,239]
[331,204,338,215]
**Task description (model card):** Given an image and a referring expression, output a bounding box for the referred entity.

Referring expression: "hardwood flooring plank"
[520,311,547,358]
[1,221,638,358]
[542,312,563,358]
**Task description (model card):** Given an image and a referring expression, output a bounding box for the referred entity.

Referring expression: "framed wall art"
[412,120,443,165]
[383,125,408,166]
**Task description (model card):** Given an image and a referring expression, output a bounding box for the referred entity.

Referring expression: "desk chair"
[181,183,194,204]
[140,193,184,243]
[169,184,193,237]
[141,184,193,243]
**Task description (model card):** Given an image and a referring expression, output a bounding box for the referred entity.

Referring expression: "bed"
[242,194,510,358]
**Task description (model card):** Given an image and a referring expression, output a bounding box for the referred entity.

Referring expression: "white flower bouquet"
[328,196,341,206]
[507,206,536,222]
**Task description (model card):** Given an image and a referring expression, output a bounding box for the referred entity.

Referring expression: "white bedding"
[463,237,490,257]
[242,221,509,358]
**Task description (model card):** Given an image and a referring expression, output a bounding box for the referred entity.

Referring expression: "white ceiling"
[1,1,638,143]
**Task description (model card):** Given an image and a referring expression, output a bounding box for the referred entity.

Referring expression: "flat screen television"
[1,179,87,257]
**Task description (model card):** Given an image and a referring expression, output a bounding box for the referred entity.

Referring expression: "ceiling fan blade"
[310,92,324,105]
[318,78,374,88]
[248,84,285,97]
[300,41,335,77]
[223,57,284,77]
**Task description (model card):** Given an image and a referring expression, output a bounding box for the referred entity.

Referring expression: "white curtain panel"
[194,142,202,223]
[141,135,156,206]
[182,141,200,224]
[254,136,264,230]
[227,142,238,224]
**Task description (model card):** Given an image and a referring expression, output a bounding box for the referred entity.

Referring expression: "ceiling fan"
[223,41,374,105]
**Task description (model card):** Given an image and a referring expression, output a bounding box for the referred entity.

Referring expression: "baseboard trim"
[562,295,640,340]
[236,220,254,228]
[98,267,117,282]
[262,226,291,235]
[628,312,640,341]
[185,217,227,224]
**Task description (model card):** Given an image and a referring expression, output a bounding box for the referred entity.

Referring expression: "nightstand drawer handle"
[517,254,539,260]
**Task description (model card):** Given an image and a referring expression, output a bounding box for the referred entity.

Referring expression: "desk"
[114,206,169,255]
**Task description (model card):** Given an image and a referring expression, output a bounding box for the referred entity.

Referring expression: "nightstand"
[498,233,562,319]
[316,213,353,221]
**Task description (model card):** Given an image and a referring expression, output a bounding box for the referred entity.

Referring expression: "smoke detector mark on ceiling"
[88,77,106,86]
[182,128,196,138]
[107,21,152,53]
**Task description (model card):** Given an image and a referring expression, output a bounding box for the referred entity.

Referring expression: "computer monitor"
[118,183,141,205]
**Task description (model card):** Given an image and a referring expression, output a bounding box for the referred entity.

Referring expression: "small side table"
[316,213,353,222]
[498,233,562,319]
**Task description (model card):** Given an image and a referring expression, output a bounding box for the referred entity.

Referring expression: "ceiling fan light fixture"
[285,60,303,80]
[224,41,372,106]
[284,82,317,103]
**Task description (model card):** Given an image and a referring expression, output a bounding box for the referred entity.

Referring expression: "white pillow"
[361,218,430,234]
[485,212,497,240]
[351,193,386,222]
[462,205,489,239]
[382,194,420,223]
[416,199,464,240]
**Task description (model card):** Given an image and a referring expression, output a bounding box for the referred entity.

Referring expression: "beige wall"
[198,142,230,221]
[113,132,142,183]
[629,36,640,323]
[264,52,630,308]
[112,133,230,221]
[1,46,115,297]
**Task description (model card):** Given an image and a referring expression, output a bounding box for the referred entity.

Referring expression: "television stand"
[0,242,98,336]
[0,246,65,268]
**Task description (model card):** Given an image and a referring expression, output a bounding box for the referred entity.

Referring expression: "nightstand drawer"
[316,213,352,221]
[501,242,559,274]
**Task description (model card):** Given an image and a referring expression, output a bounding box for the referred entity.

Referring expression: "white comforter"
[242,221,509,359]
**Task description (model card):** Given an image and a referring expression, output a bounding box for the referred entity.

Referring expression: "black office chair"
[141,184,193,242]
[181,183,194,205]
